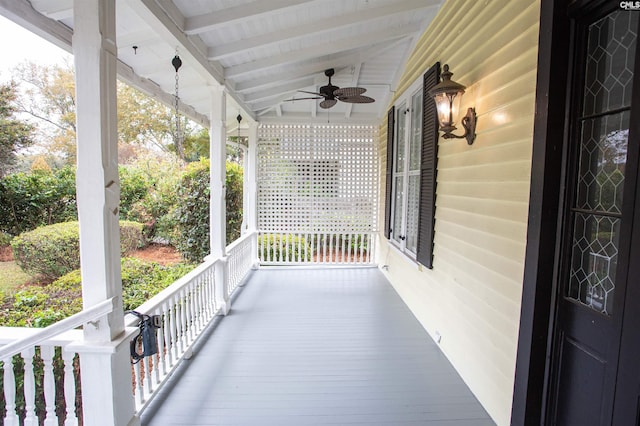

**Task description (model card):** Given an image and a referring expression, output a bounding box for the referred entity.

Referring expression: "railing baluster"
[185,284,194,345]
[175,293,184,356]
[3,356,19,426]
[159,305,168,375]
[62,351,78,426]
[22,348,37,426]
[169,297,179,363]
[329,233,334,264]
[133,359,143,405]
[164,302,174,369]
[41,346,57,425]
[197,276,205,331]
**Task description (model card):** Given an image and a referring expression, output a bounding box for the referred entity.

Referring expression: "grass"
[0,261,34,294]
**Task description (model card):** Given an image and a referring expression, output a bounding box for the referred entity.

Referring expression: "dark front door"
[547,4,640,425]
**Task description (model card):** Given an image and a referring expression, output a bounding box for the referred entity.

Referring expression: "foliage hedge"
[259,233,311,262]
[0,167,76,236]
[0,257,195,327]
[0,231,11,247]
[172,159,243,262]
[11,221,146,280]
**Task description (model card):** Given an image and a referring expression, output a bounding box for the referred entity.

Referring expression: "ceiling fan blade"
[338,95,375,104]
[319,99,337,109]
[284,97,323,102]
[334,87,366,97]
[298,90,324,96]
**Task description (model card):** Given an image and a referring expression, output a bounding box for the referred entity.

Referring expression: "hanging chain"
[172,48,184,161]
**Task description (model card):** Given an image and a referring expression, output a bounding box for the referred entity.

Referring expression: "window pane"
[409,91,423,171]
[576,112,629,214]
[406,174,420,253]
[567,213,620,315]
[583,11,638,116]
[395,102,406,173]
[392,176,404,244]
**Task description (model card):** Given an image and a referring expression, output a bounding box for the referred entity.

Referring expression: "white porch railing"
[0,232,256,424]
[0,298,115,426]
[258,231,376,266]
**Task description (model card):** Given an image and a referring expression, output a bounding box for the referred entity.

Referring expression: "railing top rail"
[226,230,255,252]
[127,231,257,325]
[0,327,82,346]
[0,297,116,360]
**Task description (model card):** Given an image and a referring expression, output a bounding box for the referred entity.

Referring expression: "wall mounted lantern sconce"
[429,64,476,145]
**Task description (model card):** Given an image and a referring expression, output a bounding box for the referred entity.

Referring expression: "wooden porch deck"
[140,268,495,426]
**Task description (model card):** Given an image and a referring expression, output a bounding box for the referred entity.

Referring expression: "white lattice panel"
[258,124,378,233]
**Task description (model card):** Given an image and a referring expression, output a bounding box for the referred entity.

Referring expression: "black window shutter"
[383,106,395,239]
[416,62,440,268]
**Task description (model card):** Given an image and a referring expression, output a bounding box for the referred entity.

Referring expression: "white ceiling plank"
[208,0,440,60]
[117,29,161,50]
[184,0,318,35]
[127,0,223,83]
[234,39,400,93]
[344,62,362,119]
[226,24,419,79]
[127,0,256,122]
[156,0,185,30]
[243,78,315,103]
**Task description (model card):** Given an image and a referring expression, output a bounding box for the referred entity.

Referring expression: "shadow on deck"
[141,267,495,426]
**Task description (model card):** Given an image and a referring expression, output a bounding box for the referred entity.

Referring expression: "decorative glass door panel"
[566,11,637,316]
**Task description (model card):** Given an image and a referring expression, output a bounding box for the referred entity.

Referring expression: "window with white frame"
[391,81,423,254]
[384,63,440,268]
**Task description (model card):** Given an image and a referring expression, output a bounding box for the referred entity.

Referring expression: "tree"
[0,82,34,177]
[116,83,174,154]
[11,61,202,165]
[12,61,77,162]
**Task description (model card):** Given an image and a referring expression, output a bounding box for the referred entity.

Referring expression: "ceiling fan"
[285,68,375,109]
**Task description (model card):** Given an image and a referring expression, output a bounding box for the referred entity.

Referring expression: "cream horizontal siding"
[377,0,540,425]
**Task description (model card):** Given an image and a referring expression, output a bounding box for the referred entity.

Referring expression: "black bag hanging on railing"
[128,310,161,364]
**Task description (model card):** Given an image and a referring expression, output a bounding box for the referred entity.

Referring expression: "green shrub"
[259,233,311,262]
[11,221,146,280]
[119,165,152,219]
[120,156,183,241]
[0,257,195,327]
[0,167,77,236]
[0,231,12,246]
[172,159,243,262]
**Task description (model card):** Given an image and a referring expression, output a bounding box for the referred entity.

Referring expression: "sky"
[0,15,72,82]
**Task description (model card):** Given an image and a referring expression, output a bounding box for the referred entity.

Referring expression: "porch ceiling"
[1,0,443,129]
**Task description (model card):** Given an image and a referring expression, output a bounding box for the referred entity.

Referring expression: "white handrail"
[0,297,116,359]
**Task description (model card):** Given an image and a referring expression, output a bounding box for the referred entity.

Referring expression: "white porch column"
[209,85,229,314]
[246,122,260,266]
[72,1,137,425]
